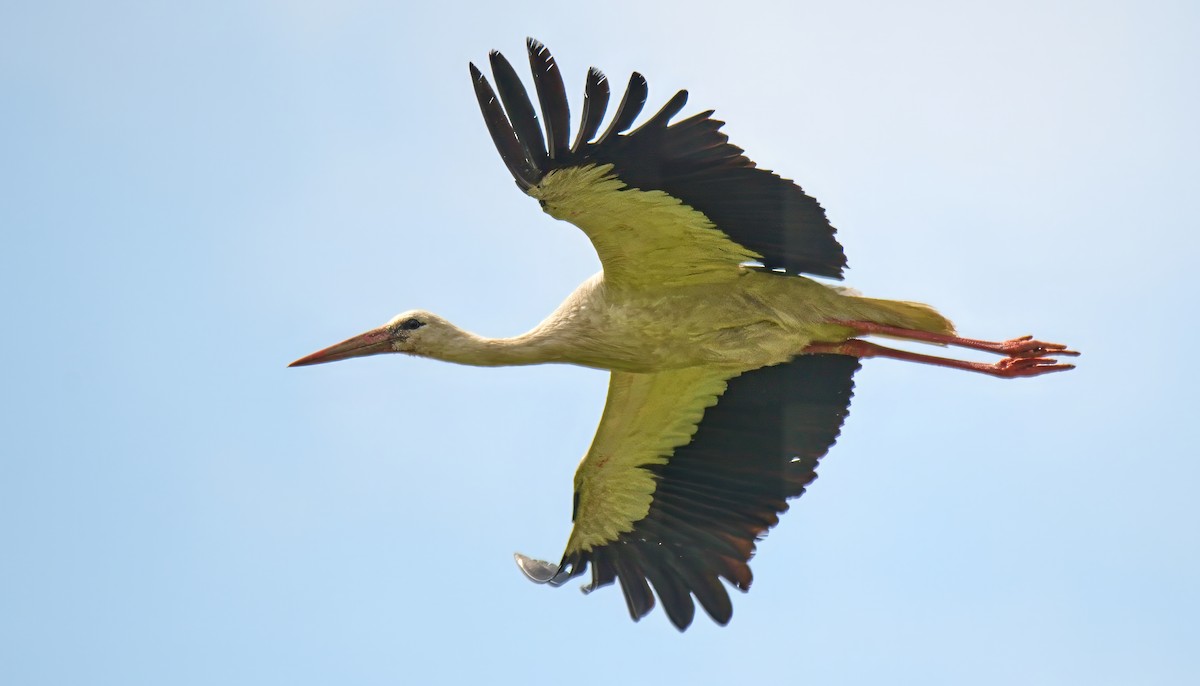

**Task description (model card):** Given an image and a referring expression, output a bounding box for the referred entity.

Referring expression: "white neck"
[421,326,562,367]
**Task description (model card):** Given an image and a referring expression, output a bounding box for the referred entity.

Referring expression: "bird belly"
[553,294,812,373]
[540,269,883,373]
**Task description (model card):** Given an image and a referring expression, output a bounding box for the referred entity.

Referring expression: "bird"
[290,38,1077,631]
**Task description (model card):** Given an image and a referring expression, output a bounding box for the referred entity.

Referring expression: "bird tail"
[851,297,956,336]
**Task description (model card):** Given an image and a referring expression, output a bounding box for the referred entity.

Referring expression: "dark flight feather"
[469,64,539,190]
[572,68,610,153]
[597,72,649,145]
[526,38,571,161]
[488,51,548,170]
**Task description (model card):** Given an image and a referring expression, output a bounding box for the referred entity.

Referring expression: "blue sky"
[3,1,1197,683]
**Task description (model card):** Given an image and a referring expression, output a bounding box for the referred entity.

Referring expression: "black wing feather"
[613,552,655,620]
[473,41,847,278]
[572,68,610,153]
[560,354,861,630]
[642,556,696,629]
[661,549,732,625]
[597,72,649,144]
[469,64,541,190]
[487,51,548,170]
[628,88,689,136]
[526,38,571,161]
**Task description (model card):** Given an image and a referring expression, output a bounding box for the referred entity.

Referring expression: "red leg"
[830,320,1079,359]
[805,339,1076,379]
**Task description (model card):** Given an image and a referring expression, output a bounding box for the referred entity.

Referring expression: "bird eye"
[398,317,425,331]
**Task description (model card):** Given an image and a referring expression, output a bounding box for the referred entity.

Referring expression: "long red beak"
[289,326,392,367]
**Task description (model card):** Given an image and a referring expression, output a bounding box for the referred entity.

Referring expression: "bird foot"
[992,335,1080,359]
[987,356,1076,378]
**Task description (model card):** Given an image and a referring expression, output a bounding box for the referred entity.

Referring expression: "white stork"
[290,39,1077,630]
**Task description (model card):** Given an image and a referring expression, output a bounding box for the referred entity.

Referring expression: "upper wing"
[470,39,847,287]
[516,354,861,630]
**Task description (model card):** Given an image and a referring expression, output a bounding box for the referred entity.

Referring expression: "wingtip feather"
[525,38,571,160]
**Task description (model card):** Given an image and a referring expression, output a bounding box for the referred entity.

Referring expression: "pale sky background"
[3,1,1198,684]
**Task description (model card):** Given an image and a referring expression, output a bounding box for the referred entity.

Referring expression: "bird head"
[288,310,446,367]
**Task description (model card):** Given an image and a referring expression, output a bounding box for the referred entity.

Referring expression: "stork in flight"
[290,39,1077,630]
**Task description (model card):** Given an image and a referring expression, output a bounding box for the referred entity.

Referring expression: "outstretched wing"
[516,354,860,630]
[470,39,847,288]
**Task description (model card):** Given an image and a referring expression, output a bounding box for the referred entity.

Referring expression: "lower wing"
[516,354,861,630]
